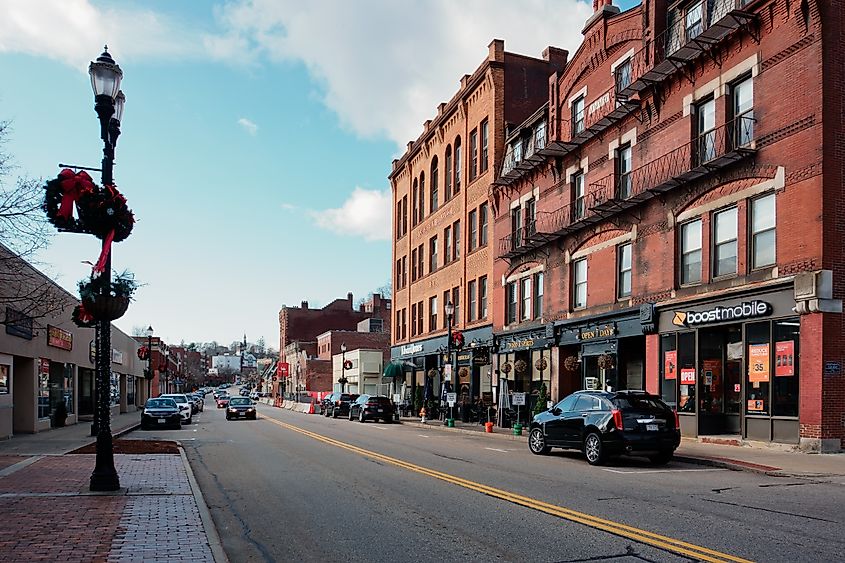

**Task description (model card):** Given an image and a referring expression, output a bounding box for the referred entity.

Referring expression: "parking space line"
[601,468,728,474]
[485,447,509,453]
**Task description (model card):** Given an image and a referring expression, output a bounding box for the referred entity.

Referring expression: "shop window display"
[746,321,771,415]
[772,320,799,417]
[677,332,696,413]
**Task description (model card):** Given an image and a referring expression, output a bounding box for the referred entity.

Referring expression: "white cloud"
[207,0,593,147]
[237,117,258,135]
[310,188,391,241]
[280,202,298,211]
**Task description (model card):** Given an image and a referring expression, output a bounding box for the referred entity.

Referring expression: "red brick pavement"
[0,456,28,471]
[0,455,94,494]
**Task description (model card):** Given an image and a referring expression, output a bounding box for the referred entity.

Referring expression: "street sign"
[444,364,452,381]
[446,392,457,406]
[512,392,526,406]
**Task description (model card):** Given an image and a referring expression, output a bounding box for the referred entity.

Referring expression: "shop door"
[697,326,742,435]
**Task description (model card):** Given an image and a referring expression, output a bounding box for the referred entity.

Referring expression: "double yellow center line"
[263,417,752,563]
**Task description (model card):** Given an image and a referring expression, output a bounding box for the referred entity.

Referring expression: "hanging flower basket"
[427,368,438,379]
[501,362,512,374]
[598,354,616,370]
[458,366,469,379]
[563,355,579,371]
[514,359,528,374]
[535,357,548,372]
[71,303,96,328]
[82,294,130,321]
[77,271,138,321]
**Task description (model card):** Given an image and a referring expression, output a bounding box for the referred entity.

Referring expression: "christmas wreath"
[79,183,135,243]
[71,303,96,328]
[535,357,548,371]
[514,359,528,374]
[563,355,579,371]
[137,346,150,361]
[451,330,465,349]
[43,169,96,232]
[501,362,512,374]
[598,354,616,370]
[458,366,469,379]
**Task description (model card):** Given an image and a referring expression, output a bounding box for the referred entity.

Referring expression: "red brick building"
[491,0,842,450]
[390,39,567,406]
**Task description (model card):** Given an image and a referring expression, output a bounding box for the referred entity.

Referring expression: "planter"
[512,423,523,436]
[82,295,129,321]
[484,422,494,433]
[446,418,455,427]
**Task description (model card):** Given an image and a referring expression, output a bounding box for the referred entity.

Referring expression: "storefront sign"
[499,337,553,352]
[5,307,33,340]
[672,300,772,328]
[775,341,795,376]
[400,343,423,355]
[824,361,841,375]
[456,352,472,365]
[112,349,124,365]
[680,368,696,385]
[47,325,72,351]
[577,324,617,341]
[39,358,50,375]
[89,340,96,364]
[748,344,771,382]
[472,349,490,366]
[277,362,289,377]
[664,351,677,380]
[512,392,526,406]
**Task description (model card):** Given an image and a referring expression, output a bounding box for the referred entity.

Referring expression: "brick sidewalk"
[0,452,219,562]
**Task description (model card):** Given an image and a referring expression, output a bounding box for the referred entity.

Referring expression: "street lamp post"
[445,301,455,422]
[89,47,124,492]
[145,326,153,401]
[340,343,348,393]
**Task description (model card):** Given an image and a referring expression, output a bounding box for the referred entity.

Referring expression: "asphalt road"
[134,393,845,563]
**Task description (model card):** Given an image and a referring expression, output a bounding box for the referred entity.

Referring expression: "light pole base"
[89,431,120,491]
[90,468,121,491]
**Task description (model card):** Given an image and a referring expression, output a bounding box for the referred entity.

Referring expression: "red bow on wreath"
[57,169,94,220]
[137,346,149,361]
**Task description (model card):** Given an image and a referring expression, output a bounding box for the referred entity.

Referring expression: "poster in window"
[747,399,764,412]
[775,341,795,377]
[664,351,677,380]
[702,359,721,391]
[680,368,696,384]
[0,365,8,394]
[748,344,770,382]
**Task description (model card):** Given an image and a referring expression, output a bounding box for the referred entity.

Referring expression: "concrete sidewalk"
[397,416,845,477]
[0,413,226,562]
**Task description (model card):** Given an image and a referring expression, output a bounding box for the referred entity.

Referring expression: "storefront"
[656,286,800,444]
[495,324,555,424]
[555,309,648,398]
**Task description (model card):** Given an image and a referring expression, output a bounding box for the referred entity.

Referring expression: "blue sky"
[0,0,639,347]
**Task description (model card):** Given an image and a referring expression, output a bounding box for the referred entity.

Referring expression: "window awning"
[382,361,407,379]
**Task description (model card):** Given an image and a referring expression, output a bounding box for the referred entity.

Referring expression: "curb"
[179,446,229,563]
[673,454,784,476]
[399,419,529,442]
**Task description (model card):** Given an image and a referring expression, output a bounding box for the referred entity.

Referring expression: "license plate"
[377,408,384,412]
[157,419,165,423]
[646,424,658,431]
[240,412,246,417]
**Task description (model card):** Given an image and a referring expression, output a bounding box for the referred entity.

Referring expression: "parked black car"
[226,397,257,420]
[321,393,338,416]
[528,390,680,466]
[140,398,182,430]
[349,395,394,423]
[325,393,359,418]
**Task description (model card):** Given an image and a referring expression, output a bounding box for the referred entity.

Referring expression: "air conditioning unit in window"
[794,270,833,301]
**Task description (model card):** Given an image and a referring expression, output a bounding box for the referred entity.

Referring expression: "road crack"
[699,496,838,523]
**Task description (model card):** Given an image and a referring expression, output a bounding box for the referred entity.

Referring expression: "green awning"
[383,361,406,378]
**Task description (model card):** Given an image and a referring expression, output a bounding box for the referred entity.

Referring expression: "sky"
[0,0,640,348]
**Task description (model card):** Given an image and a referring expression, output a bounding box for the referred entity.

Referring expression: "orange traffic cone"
[308,400,315,414]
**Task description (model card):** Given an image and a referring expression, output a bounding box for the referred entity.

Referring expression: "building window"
[713,207,738,277]
[444,227,452,265]
[454,137,462,192]
[618,243,632,298]
[572,95,585,135]
[616,144,632,199]
[443,291,450,329]
[479,203,488,246]
[732,75,754,147]
[468,210,478,252]
[680,219,702,285]
[401,309,407,339]
[685,0,704,41]
[751,194,776,269]
[696,98,716,165]
[572,171,585,220]
[429,236,438,273]
[453,221,460,260]
[573,258,587,309]
[525,198,536,237]
[480,119,489,173]
[452,287,460,328]
[417,301,424,335]
[614,57,633,94]
[430,157,439,212]
[402,196,407,235]
[402,256,407,287]
[520,277,532,321]
[418,172,425,221]
[412,180,418,226]
[506,282,517,324]
[411,303,417,336]
[429,296,438,332]
[535,120,546,150]
[395,201,402,239]
[468,280,477,322]
[511,206,523,249]
[533,273,544,319]
[470,128,478,181]
[445,146,453,200]
[411,248,418,281]
[395,259,401,289]
[479,276,488,319]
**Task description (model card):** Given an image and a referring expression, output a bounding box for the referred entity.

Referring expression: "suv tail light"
[335,400,341,405]
[611,409,624,431]
[673,409,680,429]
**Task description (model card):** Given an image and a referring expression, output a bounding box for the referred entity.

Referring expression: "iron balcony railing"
[501,122,548,176]
[496,115,755,260]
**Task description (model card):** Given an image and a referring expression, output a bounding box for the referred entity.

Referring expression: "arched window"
[419,172,425,220]
[445,146,453,200]
[430,157,439,212]
[454,136,462,193]
[412,178,419,226]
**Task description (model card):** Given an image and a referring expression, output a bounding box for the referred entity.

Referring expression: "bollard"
[512,423,523,436]
[484,422,494,433]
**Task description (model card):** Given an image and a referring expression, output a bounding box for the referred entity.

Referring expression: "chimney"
[542,46,568,72]
[347,292,354,305]
[488,39,504,63]
[301,300,308,309]
[437,102,446,116]
[584,0,619,33]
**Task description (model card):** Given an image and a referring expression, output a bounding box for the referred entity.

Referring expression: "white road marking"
[485,447,509,453]
[418,434,430,438]
[371,426,387,430]
[600,468,728,474]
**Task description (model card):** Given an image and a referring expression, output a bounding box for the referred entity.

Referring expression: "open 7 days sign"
[672,300,772,328]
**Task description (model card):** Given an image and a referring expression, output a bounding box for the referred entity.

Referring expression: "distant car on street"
[140,398,182,430]
[216,395,231,409]
[528,390,680,466]
[226,397,257,420]
[249,391,260,400]
[348,395,394,423]
[324,393,359,418]
[158,394,193,425]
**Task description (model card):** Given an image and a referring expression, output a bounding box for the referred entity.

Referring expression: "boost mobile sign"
[673,300,772,327]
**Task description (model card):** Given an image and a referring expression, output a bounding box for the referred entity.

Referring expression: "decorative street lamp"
[145,325,154,401]
[339,342,349,393]
[89,46,123,492]
[445,301,455,423]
